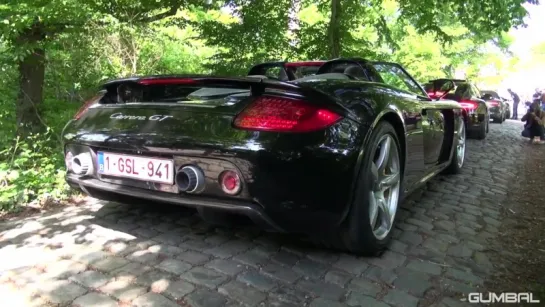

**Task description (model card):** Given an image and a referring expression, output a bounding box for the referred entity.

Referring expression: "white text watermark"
[466,292,540,303]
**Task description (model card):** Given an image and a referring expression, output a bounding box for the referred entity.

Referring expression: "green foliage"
[0,130,70,211]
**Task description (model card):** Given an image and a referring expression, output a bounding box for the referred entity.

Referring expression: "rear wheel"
[443,118,466,174]
[323,121,402,256]
[477,120,487,139]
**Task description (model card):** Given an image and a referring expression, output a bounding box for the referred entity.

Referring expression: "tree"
[197,0,296,75]
[198,0,538,65]
[0,0,219,136]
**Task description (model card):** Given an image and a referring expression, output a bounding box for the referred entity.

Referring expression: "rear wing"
[99,75,348,113]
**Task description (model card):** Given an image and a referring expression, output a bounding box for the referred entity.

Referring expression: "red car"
[247,61,325,81]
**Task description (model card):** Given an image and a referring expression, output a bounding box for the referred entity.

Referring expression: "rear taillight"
[233,96,342,132]
[487,101,499,107]
[459,100,479,110]
[426,91,443,99]
[74,94,102,120]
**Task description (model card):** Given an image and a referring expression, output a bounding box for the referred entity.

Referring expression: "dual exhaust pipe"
[175,166,205,193]
[66,151,239,195]
[66,152,94,176]
[176,165,241,195]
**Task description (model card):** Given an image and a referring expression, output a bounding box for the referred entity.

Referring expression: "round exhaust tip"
[72,152,93,175]
[65,151,74,171]
[176,165,205,193]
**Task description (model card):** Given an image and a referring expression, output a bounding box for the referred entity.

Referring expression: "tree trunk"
[16,23,46,136]
[327,0,342,59]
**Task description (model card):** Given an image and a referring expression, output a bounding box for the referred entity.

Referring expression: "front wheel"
[323,121,402,256]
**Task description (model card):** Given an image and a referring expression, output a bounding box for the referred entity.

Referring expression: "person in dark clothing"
[521,101,545,144]
[508,88,520,119]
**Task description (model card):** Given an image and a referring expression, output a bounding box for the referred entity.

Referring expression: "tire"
[320,121,402,256]
[443,118,466,174]
[477,120,487,139]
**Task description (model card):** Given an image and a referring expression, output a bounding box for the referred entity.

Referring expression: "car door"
[371,62,443,190]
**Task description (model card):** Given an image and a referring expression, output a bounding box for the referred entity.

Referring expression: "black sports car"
[481,90,508,123]
[62,58,466,255]
[424,79,490,139]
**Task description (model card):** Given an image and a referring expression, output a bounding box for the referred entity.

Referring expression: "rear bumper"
[466,112,485,128]
[67,174,286,232]
[63,113,365,234]
[489,107,502,118]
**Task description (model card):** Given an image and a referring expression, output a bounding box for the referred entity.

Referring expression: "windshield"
[481,90,500,100]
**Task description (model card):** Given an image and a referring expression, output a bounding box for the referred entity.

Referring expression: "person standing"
[508,88,520,119]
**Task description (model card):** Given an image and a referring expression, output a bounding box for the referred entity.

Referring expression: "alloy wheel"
[456,120,466,168]
[368,134,401,240]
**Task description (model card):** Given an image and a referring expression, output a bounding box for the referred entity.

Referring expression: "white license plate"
[97,152,174,184]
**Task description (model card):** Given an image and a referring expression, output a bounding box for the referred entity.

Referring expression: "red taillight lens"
[427,91,444,99]
[459,100,479,110]
[74,94,102,120]
[487,101,499,107]
[233,96,342,132]
[219,170,241,195]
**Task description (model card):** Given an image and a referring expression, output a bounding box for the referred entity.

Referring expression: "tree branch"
[136,6,178,23]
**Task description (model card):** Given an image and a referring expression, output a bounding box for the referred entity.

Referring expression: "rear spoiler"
[100,75,351,115]
[102,75,316,97]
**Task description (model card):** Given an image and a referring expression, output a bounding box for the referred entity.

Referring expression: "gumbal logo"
[467,293,540,303]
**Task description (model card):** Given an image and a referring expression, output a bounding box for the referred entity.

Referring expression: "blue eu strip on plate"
[97,152,104,173]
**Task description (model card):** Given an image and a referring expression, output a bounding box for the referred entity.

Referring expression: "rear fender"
[336,107,406,226]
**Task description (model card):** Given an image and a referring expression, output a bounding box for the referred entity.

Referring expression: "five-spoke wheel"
[369,134,401,240]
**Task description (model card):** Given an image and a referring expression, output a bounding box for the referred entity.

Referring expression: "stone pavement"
[0,120,528,307]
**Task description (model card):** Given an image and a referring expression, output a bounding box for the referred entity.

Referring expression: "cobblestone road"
[0,120,528,307]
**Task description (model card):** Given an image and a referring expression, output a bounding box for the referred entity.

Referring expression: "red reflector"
[138,78,197,85]
[219,170,241,195]
[74,94,102,120]
[233,96,342,132]
[459,100,478,110]
[224,176,237,190]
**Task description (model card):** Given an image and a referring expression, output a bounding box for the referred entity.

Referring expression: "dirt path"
[485,136,545,306]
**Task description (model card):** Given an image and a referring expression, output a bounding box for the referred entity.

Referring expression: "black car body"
[424,79,490,139]
[501,97,512,119]
[63,58,466,255]
[481,90,507,123]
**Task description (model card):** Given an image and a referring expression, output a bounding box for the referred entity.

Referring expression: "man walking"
[508,88,520,119]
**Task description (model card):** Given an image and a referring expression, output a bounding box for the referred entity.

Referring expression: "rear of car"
[62,76,363,233]
[481,90,505,123]
[425,79,489,139]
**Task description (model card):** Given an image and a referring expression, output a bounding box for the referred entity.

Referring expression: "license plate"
[97,152,174,184]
